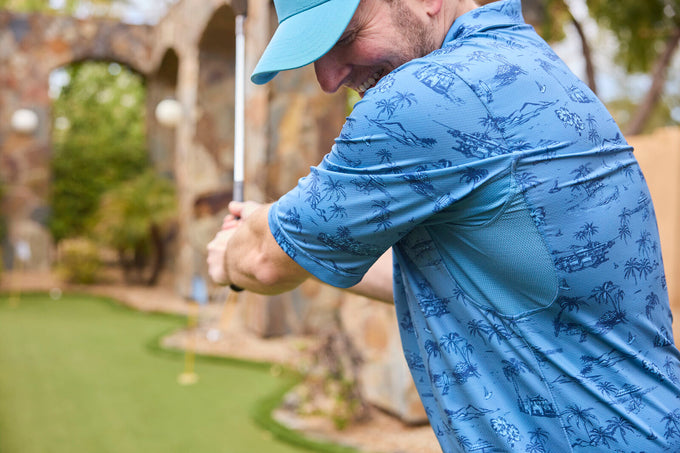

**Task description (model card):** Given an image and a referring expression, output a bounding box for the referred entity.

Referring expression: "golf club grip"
[233,180,244,203]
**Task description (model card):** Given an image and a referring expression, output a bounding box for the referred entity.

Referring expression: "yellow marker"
[178,301,199,385]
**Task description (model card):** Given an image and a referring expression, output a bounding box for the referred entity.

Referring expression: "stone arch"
[0,10,153,269]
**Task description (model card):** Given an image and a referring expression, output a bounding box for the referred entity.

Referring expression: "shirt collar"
[443,0,526,46]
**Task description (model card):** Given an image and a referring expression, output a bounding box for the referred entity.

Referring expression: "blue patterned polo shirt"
[269,0,680,450]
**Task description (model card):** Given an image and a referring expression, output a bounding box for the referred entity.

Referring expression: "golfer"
[208,0,680,450]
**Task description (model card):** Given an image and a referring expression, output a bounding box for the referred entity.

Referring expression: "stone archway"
[0,11,153,270]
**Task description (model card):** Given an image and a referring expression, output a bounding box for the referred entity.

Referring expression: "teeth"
[357,72,381,93]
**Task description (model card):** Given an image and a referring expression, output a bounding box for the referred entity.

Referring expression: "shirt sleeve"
[269,59,500,288]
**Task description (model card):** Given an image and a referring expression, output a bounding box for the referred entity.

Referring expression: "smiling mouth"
[356,71,384,96]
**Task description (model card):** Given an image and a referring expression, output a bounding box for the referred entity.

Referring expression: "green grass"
[0,293,363,453]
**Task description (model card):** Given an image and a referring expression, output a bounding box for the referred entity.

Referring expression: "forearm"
[345,248,394,303]
[225,204,310,294]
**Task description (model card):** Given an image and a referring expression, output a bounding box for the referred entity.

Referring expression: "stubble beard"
[389,0,439,62]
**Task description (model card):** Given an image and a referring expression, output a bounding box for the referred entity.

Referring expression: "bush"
[56,238,101,284]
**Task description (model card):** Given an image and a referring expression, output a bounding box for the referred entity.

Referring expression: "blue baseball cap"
[251,0,361,85]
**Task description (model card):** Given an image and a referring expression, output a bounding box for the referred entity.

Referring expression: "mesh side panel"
[437,191,558,318]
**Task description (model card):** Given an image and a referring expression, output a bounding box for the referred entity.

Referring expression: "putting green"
[0,293,358,453]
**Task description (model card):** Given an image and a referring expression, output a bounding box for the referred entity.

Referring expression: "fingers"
[206,230,232,285]
[222,201,261,230]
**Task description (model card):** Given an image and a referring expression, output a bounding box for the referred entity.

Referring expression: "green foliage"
[586,0,680,72]
[606,97,675,132]
[536,0,572,43]
[93,169,176,252]
[49,61,148,242]
[0,0,126,14]
[56,237,101,283]
[93,169,176,285]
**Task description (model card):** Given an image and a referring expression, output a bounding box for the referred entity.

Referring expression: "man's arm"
[207,201,394,302]
[345,248,393,303]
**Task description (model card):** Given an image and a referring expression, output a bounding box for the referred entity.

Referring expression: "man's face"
[314,0,436,96]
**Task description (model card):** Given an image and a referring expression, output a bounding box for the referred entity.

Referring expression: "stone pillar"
[341,296,428,424]
[174,46,200,297]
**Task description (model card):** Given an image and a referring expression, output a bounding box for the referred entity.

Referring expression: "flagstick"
[178,301,199,385]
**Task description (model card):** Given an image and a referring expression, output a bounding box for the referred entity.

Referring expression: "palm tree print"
[663,356,680,384]
[327,203,347,221]
[459,167,489,187]
[596,381,618,400]
[588,426,616,447]
[590,281,627,332]
[624,258,654,284]
[636,230,653,258]
[322,176,347,203]
[373,91,417,119]
[645,292,660,320]
[515,171,539,190]
[282,207,303,233]
[605,416,635,445]
[563,404,599,445]
[574,222,599,245]
[586,113,600,143]
[377,148,392,164]
[502,358,530,398]
[425,339,441,361]
[486,322,513,345]
[570,163,603,198]
[437,332,480,384]
[525,427,550,453]
[663,409,680,440]
[368,199,393,232]
[467,319,490,345]
[553,295,588,338]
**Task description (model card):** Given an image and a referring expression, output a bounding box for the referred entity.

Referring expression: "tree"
[93,170,177,286]
[49,61,148,242]
[526,0,599,94]
[586,0,680,134]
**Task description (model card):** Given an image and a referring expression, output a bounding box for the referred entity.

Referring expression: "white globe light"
[155,99,182,127]
[11,109,39,134]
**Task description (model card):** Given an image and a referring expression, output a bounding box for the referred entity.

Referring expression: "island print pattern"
[269,0,680,451]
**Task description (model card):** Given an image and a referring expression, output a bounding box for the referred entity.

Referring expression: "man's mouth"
[356,71,383,96]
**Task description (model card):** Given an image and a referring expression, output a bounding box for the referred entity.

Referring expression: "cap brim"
[251,0,361,85]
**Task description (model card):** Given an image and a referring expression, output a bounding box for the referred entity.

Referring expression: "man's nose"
[314,52,351,94]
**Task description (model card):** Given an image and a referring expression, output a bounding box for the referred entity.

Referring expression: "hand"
[221,201,262,230]
[206,229,234,285]
[207,201,262,286]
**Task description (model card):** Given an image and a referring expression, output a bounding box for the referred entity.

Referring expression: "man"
[208,0,680,450]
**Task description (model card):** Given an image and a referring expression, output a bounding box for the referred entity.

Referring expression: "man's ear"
[422,0,443,16]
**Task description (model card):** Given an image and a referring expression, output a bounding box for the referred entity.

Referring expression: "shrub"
[56,238,101,284]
